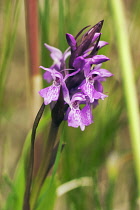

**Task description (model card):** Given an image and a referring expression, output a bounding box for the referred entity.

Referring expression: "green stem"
[31,89,65,209]
[105,180,115,210]
[109,0,140,196]
[58,0,65,51]
[30,121,59,209]
[23,103,45,210]
[0,0,21,107]
[34,129,65,210]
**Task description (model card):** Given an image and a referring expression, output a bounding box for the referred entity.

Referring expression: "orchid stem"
[31,90,64,209]
[30,121,59,209]
[23,103,45,210]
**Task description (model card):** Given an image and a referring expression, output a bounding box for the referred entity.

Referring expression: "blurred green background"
[0,0,140,209]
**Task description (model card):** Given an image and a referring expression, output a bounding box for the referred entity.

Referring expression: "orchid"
[39,20,113,130]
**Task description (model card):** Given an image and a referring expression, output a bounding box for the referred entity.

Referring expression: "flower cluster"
[39,20,113,131]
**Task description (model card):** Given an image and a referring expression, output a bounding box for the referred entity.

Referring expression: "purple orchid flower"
[43,43,71,83]
[79,64,113,103]
[73,55,110,71]
[67,93,93,131]
[39,68,63,105]
[39,66,80,105]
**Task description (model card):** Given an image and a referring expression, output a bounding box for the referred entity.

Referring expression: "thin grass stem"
[109,0,140,197]
[24,0,42,118]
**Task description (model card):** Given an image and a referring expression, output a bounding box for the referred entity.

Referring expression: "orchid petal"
[64,68,80,81]
[94,68,113,77]
[66,33,77,51]
[81,104,93,126]
[68,109,85,131]
[39,66,53,73]
[44,43,63,62]
[62,82,70,104]
[91,32,101,43]
[87,55,110,64]
[39,85,60,105]
[98,41,109,49]
[73,56,85,70]
[43,71,52,83]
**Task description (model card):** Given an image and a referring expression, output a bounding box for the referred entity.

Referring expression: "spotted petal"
[68,109,85,131]
[39,85,60,105]
[81,104,93,126]
[80,82,107,103]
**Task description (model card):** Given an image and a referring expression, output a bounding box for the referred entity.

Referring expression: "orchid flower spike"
[39,20,113,130]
